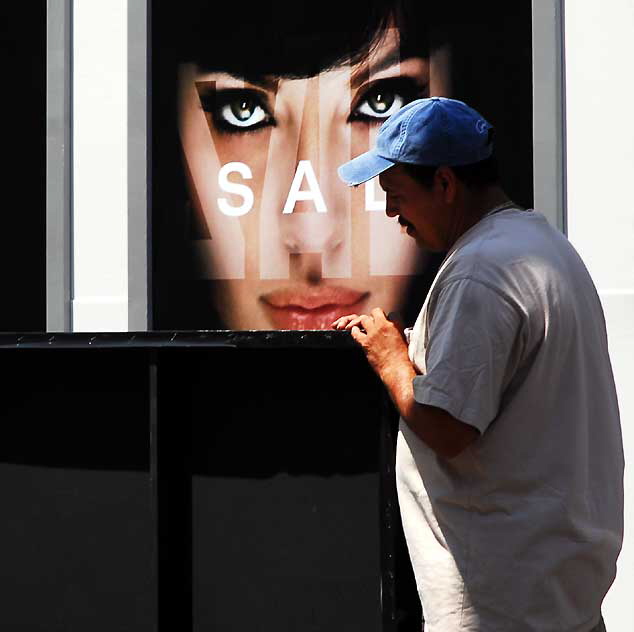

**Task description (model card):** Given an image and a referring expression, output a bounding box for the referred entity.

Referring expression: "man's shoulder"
[432,209,577,310]
[443,210,565,278]
[458,208,548,256]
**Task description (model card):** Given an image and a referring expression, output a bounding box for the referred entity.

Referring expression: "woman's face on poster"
[179,27,450,329]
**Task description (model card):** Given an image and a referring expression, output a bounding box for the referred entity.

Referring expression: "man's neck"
[468,186,512,219]
[446,186,511,249]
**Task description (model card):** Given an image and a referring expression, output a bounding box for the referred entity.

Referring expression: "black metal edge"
[149,350,159,632]
[379,390,398,631]
[150,348,193,630]
[0,330,359,350]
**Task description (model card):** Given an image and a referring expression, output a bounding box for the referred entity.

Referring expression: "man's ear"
[435,166,458,203]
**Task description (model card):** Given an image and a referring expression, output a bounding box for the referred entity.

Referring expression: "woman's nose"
[280,94,349,258]
[280,208,343,253]
[262,76,352,280]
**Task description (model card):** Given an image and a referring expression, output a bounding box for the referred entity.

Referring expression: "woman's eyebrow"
[351,45,415,88]
[238,74,278,91]
[200,70,278,92]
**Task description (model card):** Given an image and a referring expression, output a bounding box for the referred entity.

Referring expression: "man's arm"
[333,308,480,460]
[380,358,480,460]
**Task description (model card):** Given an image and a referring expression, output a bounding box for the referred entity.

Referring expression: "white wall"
[72,0,128,331]
[564,0,634,628]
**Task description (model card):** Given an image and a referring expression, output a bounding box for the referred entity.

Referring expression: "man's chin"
[404,225,441,252]
[405,227,421,245]
[412,234,443,253]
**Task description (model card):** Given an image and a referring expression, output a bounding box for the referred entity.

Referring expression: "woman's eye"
[354,89,405,120]
[198,87,274,133]
[219,97,268,128]
[349,78,427,124]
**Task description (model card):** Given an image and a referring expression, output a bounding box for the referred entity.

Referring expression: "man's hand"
[333,308,479,460]
[332,308,411,382]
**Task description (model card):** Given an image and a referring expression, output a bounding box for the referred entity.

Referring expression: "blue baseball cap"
[337,97,494,186]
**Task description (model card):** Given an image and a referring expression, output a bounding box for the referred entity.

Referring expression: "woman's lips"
[260,286,370,330]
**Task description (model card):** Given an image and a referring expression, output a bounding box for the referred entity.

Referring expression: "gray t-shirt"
[397,207,624,631]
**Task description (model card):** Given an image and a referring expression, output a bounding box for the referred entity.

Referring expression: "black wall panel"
[0,350,152,632]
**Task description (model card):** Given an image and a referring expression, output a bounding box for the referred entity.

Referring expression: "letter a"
[282,160,328,214]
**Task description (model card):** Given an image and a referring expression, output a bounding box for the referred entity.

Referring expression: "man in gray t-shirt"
[333,98,623,632]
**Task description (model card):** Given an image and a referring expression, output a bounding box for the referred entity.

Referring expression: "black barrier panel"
[0,349,152,632]
[158,349,382,631]
[0,336,422,631]
[154,345,421,631]
[178,348,381,631]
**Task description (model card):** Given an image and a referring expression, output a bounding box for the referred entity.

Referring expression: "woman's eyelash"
[198,88,275,134]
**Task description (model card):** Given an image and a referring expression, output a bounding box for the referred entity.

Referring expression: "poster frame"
[45,0,566,332]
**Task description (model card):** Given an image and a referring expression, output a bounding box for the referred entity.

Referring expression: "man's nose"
[385,196,399,217]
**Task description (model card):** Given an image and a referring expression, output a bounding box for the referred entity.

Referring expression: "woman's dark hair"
[402,154,500,190]
[171,0,450,77]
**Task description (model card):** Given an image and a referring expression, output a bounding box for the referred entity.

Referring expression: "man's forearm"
[378,358,418,421]
[378,358,479,459]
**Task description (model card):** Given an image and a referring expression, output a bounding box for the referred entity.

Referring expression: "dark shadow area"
[443,1,533,210]
[0,350,149,470]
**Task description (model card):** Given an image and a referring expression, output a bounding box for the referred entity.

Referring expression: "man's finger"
[360,314,376,333]
[371,307,387,323]
[331,317,344,329]
[332,314,359,329]
[344,315,366,330]
[350,325,366,344]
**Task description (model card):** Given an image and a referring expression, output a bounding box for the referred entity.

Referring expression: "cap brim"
[337,150,395,186]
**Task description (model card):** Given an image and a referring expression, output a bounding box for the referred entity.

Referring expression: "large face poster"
[152,0,533,330]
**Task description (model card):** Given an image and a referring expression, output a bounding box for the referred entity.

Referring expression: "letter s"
[218,162,254,217]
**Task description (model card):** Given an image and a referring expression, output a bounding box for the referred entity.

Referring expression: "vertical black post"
[149,349,159,631]
[379,389,398,632]
[150,348,193,631]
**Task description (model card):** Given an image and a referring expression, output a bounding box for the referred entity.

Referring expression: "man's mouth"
[260,286,370,330]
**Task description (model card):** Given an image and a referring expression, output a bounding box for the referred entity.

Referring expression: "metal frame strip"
[532,0,567,231]
[128,0,152,331]
[46,0,73,331]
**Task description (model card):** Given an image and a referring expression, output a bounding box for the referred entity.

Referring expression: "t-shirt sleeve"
[412,278,522,433]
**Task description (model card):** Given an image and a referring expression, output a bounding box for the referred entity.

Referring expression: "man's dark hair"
[402,154,500,190]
